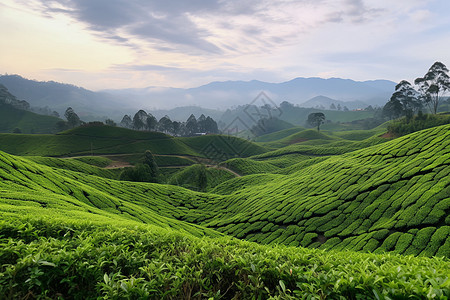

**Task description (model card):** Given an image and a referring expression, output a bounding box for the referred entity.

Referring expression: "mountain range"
[0,74,395,121]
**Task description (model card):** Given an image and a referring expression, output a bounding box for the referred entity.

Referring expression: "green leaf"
[279,279,286,293]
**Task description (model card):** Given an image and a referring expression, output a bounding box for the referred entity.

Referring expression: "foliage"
[415,61,450,114]
[27,156,118,179]
[383,80,421,120]
[123,110,219,136]
[1,217,448,299]
[168,164,234,192]
[119,164,158,183]
[73,156,112,167]
[143,150,159,178]
[0,123,449,298]
[387,113,450,136]
[307,113,326,131]
[220,158,280,175]
[64,107,82,128]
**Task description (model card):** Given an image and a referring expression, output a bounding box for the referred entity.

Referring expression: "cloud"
[32,0,389,56]
[4,0,449,91]
[35,0,223,54]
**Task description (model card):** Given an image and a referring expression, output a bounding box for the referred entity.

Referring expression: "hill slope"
[0,131,449,298]
[0,125,267,159]
[185,125,450,257]
[0,125,448,258]
[0,84,62,133]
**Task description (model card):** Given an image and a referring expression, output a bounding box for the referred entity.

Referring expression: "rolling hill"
[0,125,448,257]
[0,84,62,133]
[193,125,450,257]
[0,125,267,159]
[0,124,449,298]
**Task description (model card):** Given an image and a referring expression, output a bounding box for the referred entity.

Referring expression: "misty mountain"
[105,77,396,109]
[0,75,127,121]
[300,95,368,110]
[0,75,395,122]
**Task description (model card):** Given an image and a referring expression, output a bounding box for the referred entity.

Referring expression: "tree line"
[119,110,219,136]
[59,107,219,137]
[383,61,450,120]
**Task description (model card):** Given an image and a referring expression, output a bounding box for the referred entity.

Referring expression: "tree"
[330,103,336,110]
[382,98,403,120]
[185,114,198,136]
[120,115,133,128]
[64,107,81,128]
[415,62,450,114]
[204,116,219,134]
[337,104,342,111]
[133,110,148,131]
[158,115,173,134]
[56,120,68,132]
[197,165,208,192]
[307,112,325,131]
[343,106,349,112]
[143,150,159,181]
[105,119,116,126]
[172,121,182,136]
[146,113,158,131]
[388,80,422,120]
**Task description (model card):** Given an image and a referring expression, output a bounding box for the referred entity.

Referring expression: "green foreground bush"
[0,217,449,299]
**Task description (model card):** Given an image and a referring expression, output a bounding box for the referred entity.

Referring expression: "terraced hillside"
[0,150,220,237]
[0,125,449,298]
[0,125,266,158]
[185,125,450,257]
[1,125,449,258]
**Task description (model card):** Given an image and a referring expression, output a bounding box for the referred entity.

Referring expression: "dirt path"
[104,161,133,169]
[209,165,242,177]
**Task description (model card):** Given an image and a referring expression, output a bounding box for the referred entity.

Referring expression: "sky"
[1,0,449,90]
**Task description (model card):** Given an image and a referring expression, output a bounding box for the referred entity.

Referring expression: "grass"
[0,102,62,134]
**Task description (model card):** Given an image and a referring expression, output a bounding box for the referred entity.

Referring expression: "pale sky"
[1,0,449,90]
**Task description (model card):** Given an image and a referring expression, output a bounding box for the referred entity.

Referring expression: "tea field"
[0,124,449,298]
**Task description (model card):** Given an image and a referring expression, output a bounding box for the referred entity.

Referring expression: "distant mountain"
[105,77,396,109]
[0,75,395,121]
[300,95,368,110]
[0,75,127,121]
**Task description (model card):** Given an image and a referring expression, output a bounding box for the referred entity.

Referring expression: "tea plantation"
[191,125,450,257]
[0,124,449,298]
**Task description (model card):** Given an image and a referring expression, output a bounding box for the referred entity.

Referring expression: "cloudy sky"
[1,0,449,90]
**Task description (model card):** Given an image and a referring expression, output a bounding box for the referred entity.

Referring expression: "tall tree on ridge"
[415,61,450,114]
[64,107,81,128]
[307,112,325,132]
